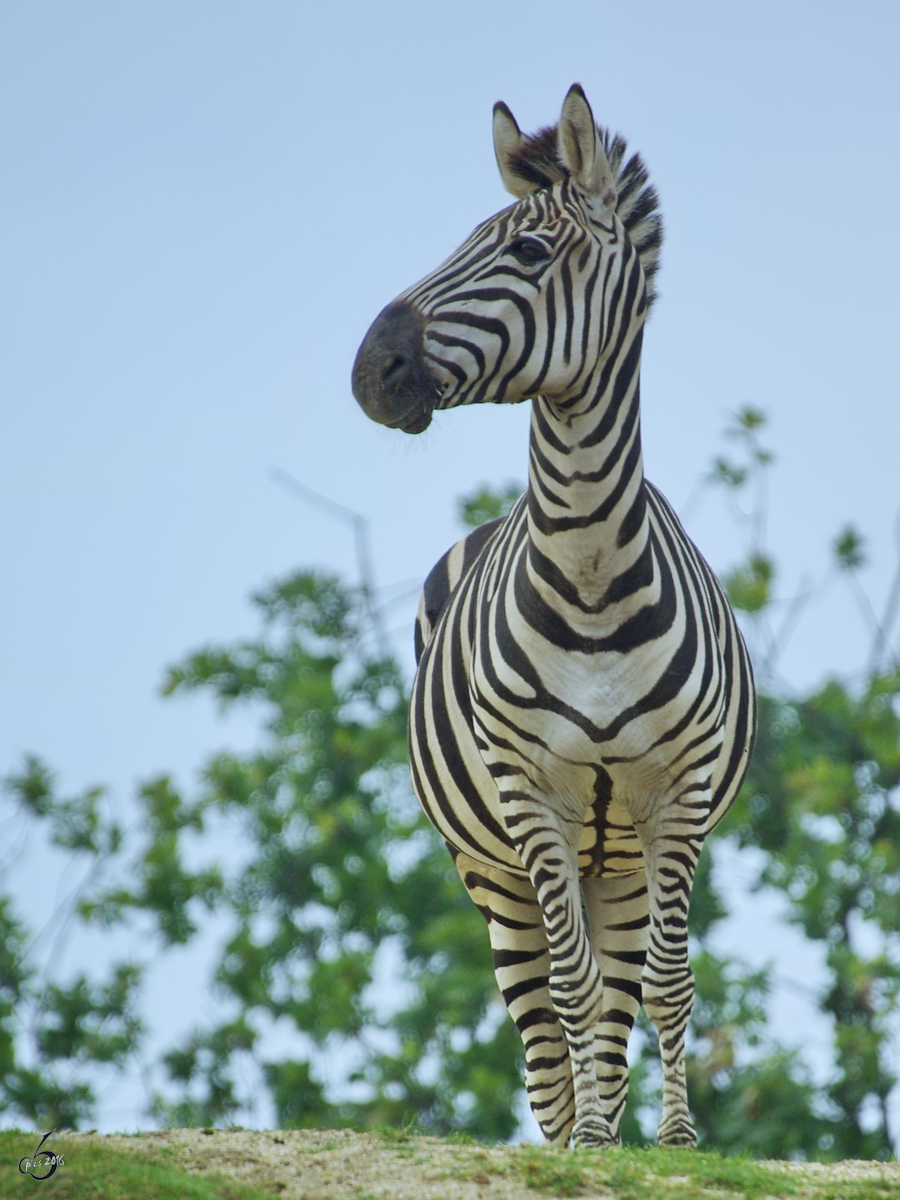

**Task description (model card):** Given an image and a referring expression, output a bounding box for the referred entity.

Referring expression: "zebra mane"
[508,124,663,310]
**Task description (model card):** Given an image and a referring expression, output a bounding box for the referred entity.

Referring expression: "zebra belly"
[413,718,645,881]
[578,791,645,878]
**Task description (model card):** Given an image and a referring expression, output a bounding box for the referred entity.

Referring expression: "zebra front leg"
[496,803,614,1149]
[638,824,704,1148]
[582,871,649,1142]
[453,851,575,1145]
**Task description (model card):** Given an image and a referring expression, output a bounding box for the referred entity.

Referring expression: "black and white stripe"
[353,84,755,1148]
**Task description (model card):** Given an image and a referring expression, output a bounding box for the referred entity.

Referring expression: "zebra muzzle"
[352,299,437,434]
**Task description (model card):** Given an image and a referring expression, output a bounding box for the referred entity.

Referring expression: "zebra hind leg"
[581,871,649,1143]
[453,851,575,1146]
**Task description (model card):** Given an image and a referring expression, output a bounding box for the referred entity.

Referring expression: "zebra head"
[352,84,661,434]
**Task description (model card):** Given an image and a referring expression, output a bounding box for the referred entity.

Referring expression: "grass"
[2,1127,899,1199]
[435,1140,900,1199]
[507,1144,900,1199]
[0,1130,271,1200]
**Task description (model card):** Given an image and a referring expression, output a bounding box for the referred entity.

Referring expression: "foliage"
[722,553,773,614]
[2,572,522,1137]
[457,482,522,529]
[0,770,142,1131]
[726,674,900,1158]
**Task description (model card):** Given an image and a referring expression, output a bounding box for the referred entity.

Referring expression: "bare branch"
[761,571,832,678]
[871,508,900,673]
[270,467,390,660]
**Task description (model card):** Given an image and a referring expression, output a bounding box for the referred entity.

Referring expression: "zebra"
[352,84,755,1149]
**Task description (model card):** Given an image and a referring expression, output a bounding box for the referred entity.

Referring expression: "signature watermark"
[18,1130,65,1181]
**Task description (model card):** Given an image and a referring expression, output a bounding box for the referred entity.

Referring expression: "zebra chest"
[466,603,693,877]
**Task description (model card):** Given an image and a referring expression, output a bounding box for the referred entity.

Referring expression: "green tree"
[0,767,143,1130]
[457,482,522,529]
[3,571,524,1138]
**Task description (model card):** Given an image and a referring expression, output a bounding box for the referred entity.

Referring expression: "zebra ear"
[493,101,536,199]
[558,84,617,211]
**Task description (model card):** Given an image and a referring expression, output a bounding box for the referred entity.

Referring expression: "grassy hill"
[3,1127,899,1199]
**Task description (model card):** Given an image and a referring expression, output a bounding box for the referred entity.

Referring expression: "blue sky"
[1,0,899,1132]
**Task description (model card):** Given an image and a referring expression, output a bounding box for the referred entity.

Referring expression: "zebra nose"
[382,354,408,384]
[352,300,436,433]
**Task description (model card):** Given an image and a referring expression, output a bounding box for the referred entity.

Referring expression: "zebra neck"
[525,326,650,614]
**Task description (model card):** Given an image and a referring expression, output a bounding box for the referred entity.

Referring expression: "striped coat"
[353,84,755,1148]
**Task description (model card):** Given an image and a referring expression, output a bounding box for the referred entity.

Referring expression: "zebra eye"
[507,236,550,266]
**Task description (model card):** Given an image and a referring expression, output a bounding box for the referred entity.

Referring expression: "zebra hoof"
[657,1117,697,1148]
[571,1116,615,1149]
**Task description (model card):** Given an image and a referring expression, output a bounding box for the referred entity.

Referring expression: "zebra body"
[353,85,755,1148]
